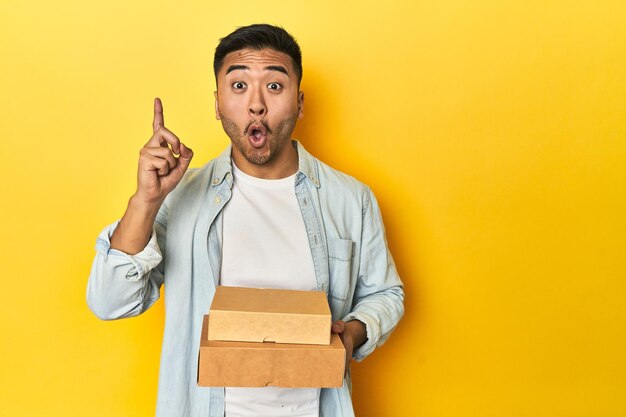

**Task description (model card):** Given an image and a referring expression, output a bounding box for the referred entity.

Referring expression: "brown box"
[208,286,331,345]
[198,315,345,388]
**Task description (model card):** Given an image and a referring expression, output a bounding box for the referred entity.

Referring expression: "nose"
[248,87,266,117]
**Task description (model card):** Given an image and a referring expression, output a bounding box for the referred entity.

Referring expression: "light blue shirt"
[87,141,405,417]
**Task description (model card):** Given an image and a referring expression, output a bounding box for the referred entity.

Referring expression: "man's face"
[215,48,303,172]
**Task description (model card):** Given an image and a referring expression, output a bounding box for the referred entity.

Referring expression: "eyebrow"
[225,64,289,77]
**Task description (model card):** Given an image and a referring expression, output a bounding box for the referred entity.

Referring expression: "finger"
[140,153,171,176]
[153,97,164,133]
[141,146,178,170]
[176,143,194,173]
[331,321,345,334]
[147,126,181,154]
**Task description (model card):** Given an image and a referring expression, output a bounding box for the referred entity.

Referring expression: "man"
[87,24,404,417]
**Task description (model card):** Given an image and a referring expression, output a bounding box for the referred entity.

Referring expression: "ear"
[297,91,304,119]
[214,90,221,120]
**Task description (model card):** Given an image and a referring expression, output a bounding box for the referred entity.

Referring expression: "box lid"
[210,286,331,316]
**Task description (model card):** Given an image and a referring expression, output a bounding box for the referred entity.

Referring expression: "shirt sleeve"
[341,187,405,362]
[86,217,166,320]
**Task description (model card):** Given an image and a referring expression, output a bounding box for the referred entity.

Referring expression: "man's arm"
[86,98,193,320]
[110,97,193,254]
[86,216,166,320]
[340,187,405,362]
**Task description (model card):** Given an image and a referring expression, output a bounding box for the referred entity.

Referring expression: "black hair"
[214,24,303,87]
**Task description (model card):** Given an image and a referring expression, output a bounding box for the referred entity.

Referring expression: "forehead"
[220,48,295,76]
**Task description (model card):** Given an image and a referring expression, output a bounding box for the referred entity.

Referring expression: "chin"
[246,151,273,166]
[240,144,273,166]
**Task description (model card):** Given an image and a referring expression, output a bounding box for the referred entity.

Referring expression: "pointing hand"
[136,97,194,204]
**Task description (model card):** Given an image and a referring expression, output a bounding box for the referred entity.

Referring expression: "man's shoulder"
[316,158,369,193]
[310,155,374,212]
[298,142,369,194]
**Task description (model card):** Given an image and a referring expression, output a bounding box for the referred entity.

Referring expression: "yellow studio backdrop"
[1,0,625,416]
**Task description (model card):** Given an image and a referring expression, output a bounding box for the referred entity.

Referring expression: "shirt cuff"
[341,310,380,362]
[94,220,163,281]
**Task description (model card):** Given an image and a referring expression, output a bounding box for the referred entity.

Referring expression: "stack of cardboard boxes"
[197,286,346,388]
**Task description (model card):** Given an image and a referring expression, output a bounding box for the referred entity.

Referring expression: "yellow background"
[1,0,625,416]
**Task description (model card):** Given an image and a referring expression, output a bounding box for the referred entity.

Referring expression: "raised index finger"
[153,97,164,133]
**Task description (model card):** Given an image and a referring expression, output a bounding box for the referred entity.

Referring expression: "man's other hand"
[331,319,367,377]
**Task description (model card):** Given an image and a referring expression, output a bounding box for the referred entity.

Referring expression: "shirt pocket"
[327,238,354,301]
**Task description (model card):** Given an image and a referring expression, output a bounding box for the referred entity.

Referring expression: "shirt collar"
[294,140,321,188]
[211,145,233,188]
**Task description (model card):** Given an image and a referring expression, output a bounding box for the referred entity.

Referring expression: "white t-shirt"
[220,162,319,417]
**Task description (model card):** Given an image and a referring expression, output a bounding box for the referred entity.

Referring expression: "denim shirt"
[87,141,404,417]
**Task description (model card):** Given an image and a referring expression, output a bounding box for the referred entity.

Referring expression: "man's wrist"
[110,194,162,254]
[128,193,163,218]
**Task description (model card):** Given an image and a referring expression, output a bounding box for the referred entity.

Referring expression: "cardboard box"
[208,286,331,345]
[198,315,345,388]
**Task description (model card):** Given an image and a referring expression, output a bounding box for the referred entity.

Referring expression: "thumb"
[331,320,345,334]
[177,143,194,172]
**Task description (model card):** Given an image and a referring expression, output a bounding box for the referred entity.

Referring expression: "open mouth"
[247,124,268,148]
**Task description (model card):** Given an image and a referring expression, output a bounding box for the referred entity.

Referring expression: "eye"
[232,81,247,90]
[267,82,282,91]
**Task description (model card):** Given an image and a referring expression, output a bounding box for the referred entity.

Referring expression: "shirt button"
[215,196,221,204]
[213,178,219,185]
